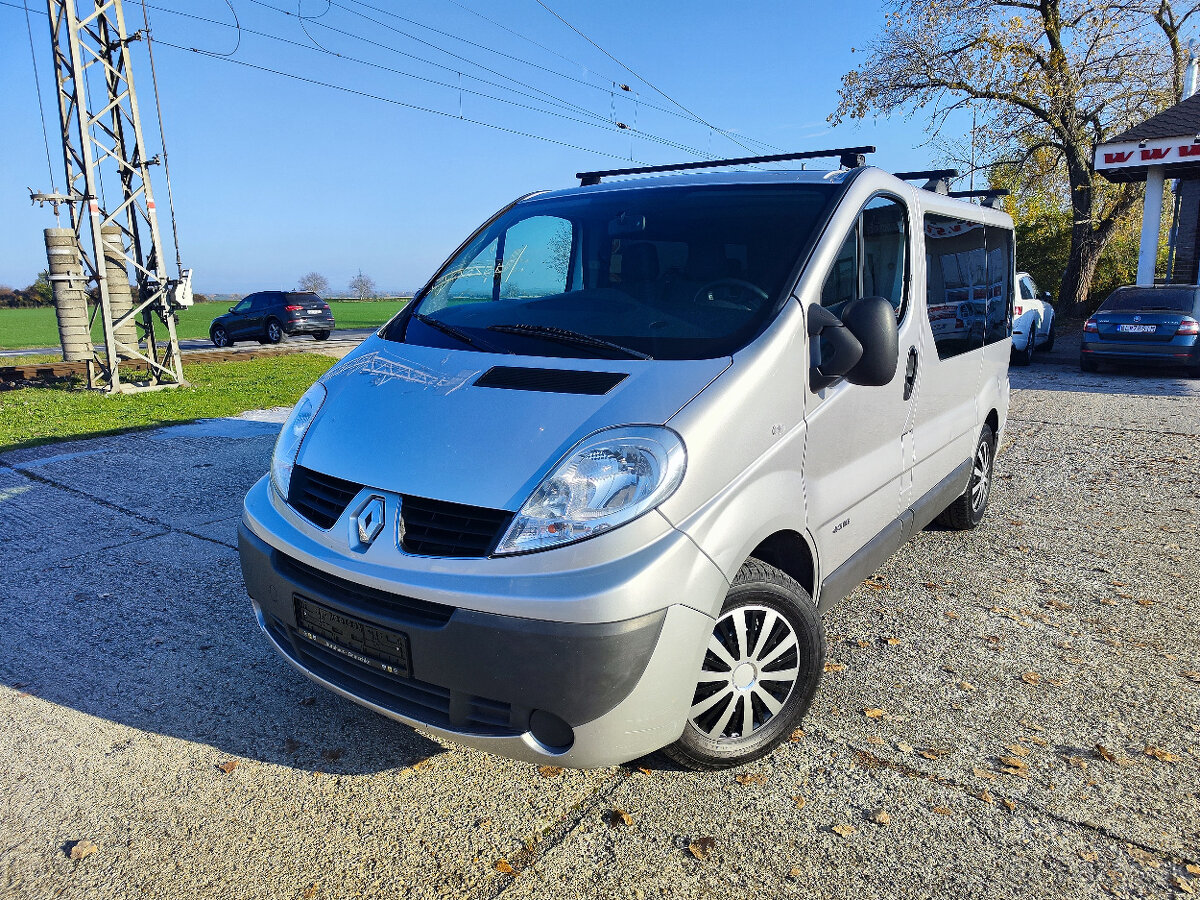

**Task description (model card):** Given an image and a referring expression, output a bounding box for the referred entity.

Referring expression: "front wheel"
[211,326,231,348]
[1042,316,1055,351]
[663,561,825,770]
[265,319,284,344]
[935,423,995,530]
[1012,323,1035,366]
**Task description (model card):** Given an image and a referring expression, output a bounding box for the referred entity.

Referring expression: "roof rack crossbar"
[947,188,1010,198]
[576,146,876,186]
[893,169,959,181]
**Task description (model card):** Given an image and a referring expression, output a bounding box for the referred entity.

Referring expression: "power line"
[531,0,780,156]
[21,0,58,221]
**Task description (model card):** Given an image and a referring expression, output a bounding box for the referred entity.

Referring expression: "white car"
[1011,271,1056,364]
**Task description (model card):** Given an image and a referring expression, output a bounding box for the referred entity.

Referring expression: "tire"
[1042,315,1055,351]
[211,325,232,348]
[662,560,825,771]
[1080,356,1098,373]
[1012,323,1035,366]
[313,330,331,341]
[265,319,284,344]
[935,423,995,531]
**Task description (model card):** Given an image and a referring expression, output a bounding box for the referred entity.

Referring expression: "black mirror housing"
[839,296,899,386]
[808,303,864,391]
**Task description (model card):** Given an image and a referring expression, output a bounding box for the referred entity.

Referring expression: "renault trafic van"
[239,151,1013,770]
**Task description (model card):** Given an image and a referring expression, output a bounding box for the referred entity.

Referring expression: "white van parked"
[239,149,1014,769]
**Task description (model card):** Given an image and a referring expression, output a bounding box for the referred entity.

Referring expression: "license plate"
[1118,323,1156,333]
[295,596,411,677]
[308,308,323,315]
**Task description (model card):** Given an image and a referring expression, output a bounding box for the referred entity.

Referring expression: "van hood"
[295,337,729,510]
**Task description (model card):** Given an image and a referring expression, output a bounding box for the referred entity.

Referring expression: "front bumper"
[238,478,724,767]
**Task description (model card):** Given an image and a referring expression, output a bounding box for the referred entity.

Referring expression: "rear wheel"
[935,423,995,531]
[265,319,284,344]
[663,561,825,770]
[313,330,331,341]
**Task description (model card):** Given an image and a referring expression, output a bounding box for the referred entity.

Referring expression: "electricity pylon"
[32,0,190,392]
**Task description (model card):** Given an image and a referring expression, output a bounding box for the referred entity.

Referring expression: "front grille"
[400,495,512,557]
[276,551,454,628]
[288,465,362,529]
[290,630,520,735]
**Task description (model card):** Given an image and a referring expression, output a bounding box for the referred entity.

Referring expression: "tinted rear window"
[1100,288,1197,312]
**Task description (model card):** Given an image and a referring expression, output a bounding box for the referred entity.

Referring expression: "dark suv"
[209,291,336,347]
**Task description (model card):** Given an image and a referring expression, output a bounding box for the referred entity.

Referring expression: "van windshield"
[384,183,840,360]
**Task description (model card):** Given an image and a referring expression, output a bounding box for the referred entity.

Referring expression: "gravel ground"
[1,331,1198,900]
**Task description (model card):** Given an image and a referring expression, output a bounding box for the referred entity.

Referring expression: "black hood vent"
[474,366,627,395]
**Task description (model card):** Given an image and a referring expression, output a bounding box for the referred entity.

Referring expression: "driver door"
[802,194,920,605]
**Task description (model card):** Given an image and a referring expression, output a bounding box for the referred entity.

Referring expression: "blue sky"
[0,0,960,294]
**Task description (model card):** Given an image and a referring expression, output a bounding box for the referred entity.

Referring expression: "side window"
[862,196,908,314]
[499,215,573,298]
[924,215,987,359]
[232,297,252,314]
[821,194,909,315]
[820,227,858,308]
[985,228,1014,345]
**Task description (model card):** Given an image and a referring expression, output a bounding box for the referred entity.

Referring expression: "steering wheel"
[693,278,769,310]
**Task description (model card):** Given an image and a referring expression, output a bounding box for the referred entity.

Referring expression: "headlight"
[495,426,686,555]
[270,381,327,498]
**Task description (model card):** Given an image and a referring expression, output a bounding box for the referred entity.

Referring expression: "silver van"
[239,151,1014,770]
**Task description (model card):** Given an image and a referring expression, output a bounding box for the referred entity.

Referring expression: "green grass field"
[0,354,336,451]
[0,299,408,350]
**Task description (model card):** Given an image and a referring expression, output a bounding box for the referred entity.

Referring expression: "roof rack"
[893,168,959,194]
[576,146,876,186]
[948,188,1010,210]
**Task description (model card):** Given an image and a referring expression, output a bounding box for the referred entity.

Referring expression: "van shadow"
[0,532,445,776]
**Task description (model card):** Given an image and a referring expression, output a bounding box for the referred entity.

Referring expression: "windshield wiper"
[413,313,509,353]
[486,323,653,360]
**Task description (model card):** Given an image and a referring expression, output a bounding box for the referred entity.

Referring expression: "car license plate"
[308,308,323,315]
[294,596,411,677]
[1118,323,1156,333]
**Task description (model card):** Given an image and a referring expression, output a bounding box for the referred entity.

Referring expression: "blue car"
[1080,285,1200,375]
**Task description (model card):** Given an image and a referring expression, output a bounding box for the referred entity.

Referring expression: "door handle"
[903,346,918,401]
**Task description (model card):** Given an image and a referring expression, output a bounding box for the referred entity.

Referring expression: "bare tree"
[832,0,1199,310]
[348,269,377,301]
[298,271,330,295]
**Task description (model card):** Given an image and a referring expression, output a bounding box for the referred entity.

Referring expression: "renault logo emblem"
[356,496,386,546]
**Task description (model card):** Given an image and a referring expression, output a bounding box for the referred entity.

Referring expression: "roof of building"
[1109,92,1200,143]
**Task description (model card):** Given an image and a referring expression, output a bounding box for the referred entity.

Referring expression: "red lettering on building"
[1179,144,1200,157]
[1141,147,1171,160]
[1104,151,1134,164]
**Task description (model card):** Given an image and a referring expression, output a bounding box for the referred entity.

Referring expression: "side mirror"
[808,304,864,391]
[840,296,899,386]
[229,307,236,313]
[1041,291,1052,303]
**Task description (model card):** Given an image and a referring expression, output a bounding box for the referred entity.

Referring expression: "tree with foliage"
[297,271,330,295]
[29,269,53,306]
[833,0,1199,310]
[348,269,376,301]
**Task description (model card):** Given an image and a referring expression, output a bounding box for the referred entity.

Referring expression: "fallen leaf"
[1188,864,1200,876]
[538,766,563,778]
[1171,875,1195,894]
[979,789,994,803]
[687,836,716,860]
[897,742,915,753]
[216,759,239,774]
[932,806,953,816]
[1136,598,1154,606]
[735,772,767,785]
[637,767,652,776]
[864,708,885,719]
[959,681,976,691]
[944,610,959,619]
[831,823,857,837]
[283,738,301,754]
[1127,846,1161,868]
[1021,671,1041,685]
[1080,851,1099,862]
[302,884,318,900]
[321,748,343,763]
[494,859,514,875]
[1005,744,1030,758]
[67,839,98,861]
[823,662,846,672]
[793,796,807,810]
[1182,672,1200,683]
[607,809,633,828]
[1068,756,1088,769]
[1145,746,1181,762]
[884,637,901,646]
[868,809,890,826]
[299,696,316,707]
[789,728,806,742]
[1094,744,1117,763]
[972,767,997,781]
[1001,799,1016,811]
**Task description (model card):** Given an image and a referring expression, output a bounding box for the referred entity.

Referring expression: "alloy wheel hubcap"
[971,440,991,511]
[688,605,800,741]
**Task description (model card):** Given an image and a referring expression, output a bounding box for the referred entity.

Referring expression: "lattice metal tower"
[36,0,189,392]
